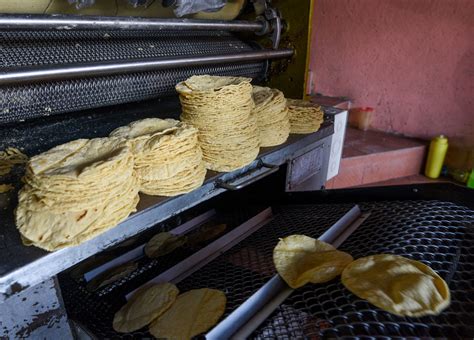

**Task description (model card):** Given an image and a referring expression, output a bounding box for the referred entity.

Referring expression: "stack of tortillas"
[110,118,206,196]
[287,99,324,134]
[177,75,260,172]
[15,138,139,251]
[251,86,290,147]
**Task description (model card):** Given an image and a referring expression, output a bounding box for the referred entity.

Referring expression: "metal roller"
[0,14,266,33]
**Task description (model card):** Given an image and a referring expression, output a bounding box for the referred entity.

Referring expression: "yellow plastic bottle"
[425,135,449,179]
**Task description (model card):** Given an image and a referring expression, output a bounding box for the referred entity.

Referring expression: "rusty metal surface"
[286,144,326,191]
[0,277,72,339]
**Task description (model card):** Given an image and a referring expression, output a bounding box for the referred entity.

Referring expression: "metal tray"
[59,184,474,338]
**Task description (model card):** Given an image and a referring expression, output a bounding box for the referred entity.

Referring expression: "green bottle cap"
[467,169,474,189]
[434,135,448,143]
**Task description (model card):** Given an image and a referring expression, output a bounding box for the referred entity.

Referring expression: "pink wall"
[310,0,474,145]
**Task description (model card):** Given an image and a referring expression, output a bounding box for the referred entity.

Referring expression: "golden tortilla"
[342,254,450,317]
[273,235,353,289]
[149,288,226,339]
[145,232,187,258]
[113,283,179,333]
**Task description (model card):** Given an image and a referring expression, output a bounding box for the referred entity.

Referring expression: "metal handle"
[216,162,279,191]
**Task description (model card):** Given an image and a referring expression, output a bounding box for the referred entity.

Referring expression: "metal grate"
[0,31,255,68]
[59,206,267,338]
[0,30,266,124]
[254,200,474,339]
[59,200,474,338]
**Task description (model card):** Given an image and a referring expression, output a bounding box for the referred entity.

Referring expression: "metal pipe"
[0,49,293,85]
[318,205,361,244]
[0,14,264,32]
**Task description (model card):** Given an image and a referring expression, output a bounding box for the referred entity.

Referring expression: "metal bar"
[126,207,274,300]
[206,205,362,340]
[331,212,371,249]
[84,246,144,283]
[168,209,217,236]
[318,205,361,244]
[208,275,288,340]
[0,49,294,85]
[83,209,217,282]
[216,165,280,191]
[231,284,293,340]
[0,14,264,32]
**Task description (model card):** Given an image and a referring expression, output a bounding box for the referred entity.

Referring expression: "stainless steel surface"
[285,143,331,192]
[0,119,334,301]
[207,205,362,340]
[285,107,341,191]
[0,49,293,85]
[231,284,293,340]
[0,14,265,32]
[127,208,274,299]
[318,205,362,244]
[208,275,289,340]
[0,278,73,339]
[286,145,324,191]
[324,109,348,180]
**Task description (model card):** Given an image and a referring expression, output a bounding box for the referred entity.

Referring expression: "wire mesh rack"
[59,199,474,339]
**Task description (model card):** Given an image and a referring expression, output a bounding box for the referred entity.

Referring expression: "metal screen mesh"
[0,31,256,67]
[0,30,266,124]
[59,200,474,339]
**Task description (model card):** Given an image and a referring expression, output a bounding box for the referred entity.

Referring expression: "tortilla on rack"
[342,254,450,317]
[113,283,179,333]
[273,235,353,289]
[149,288,226,339]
